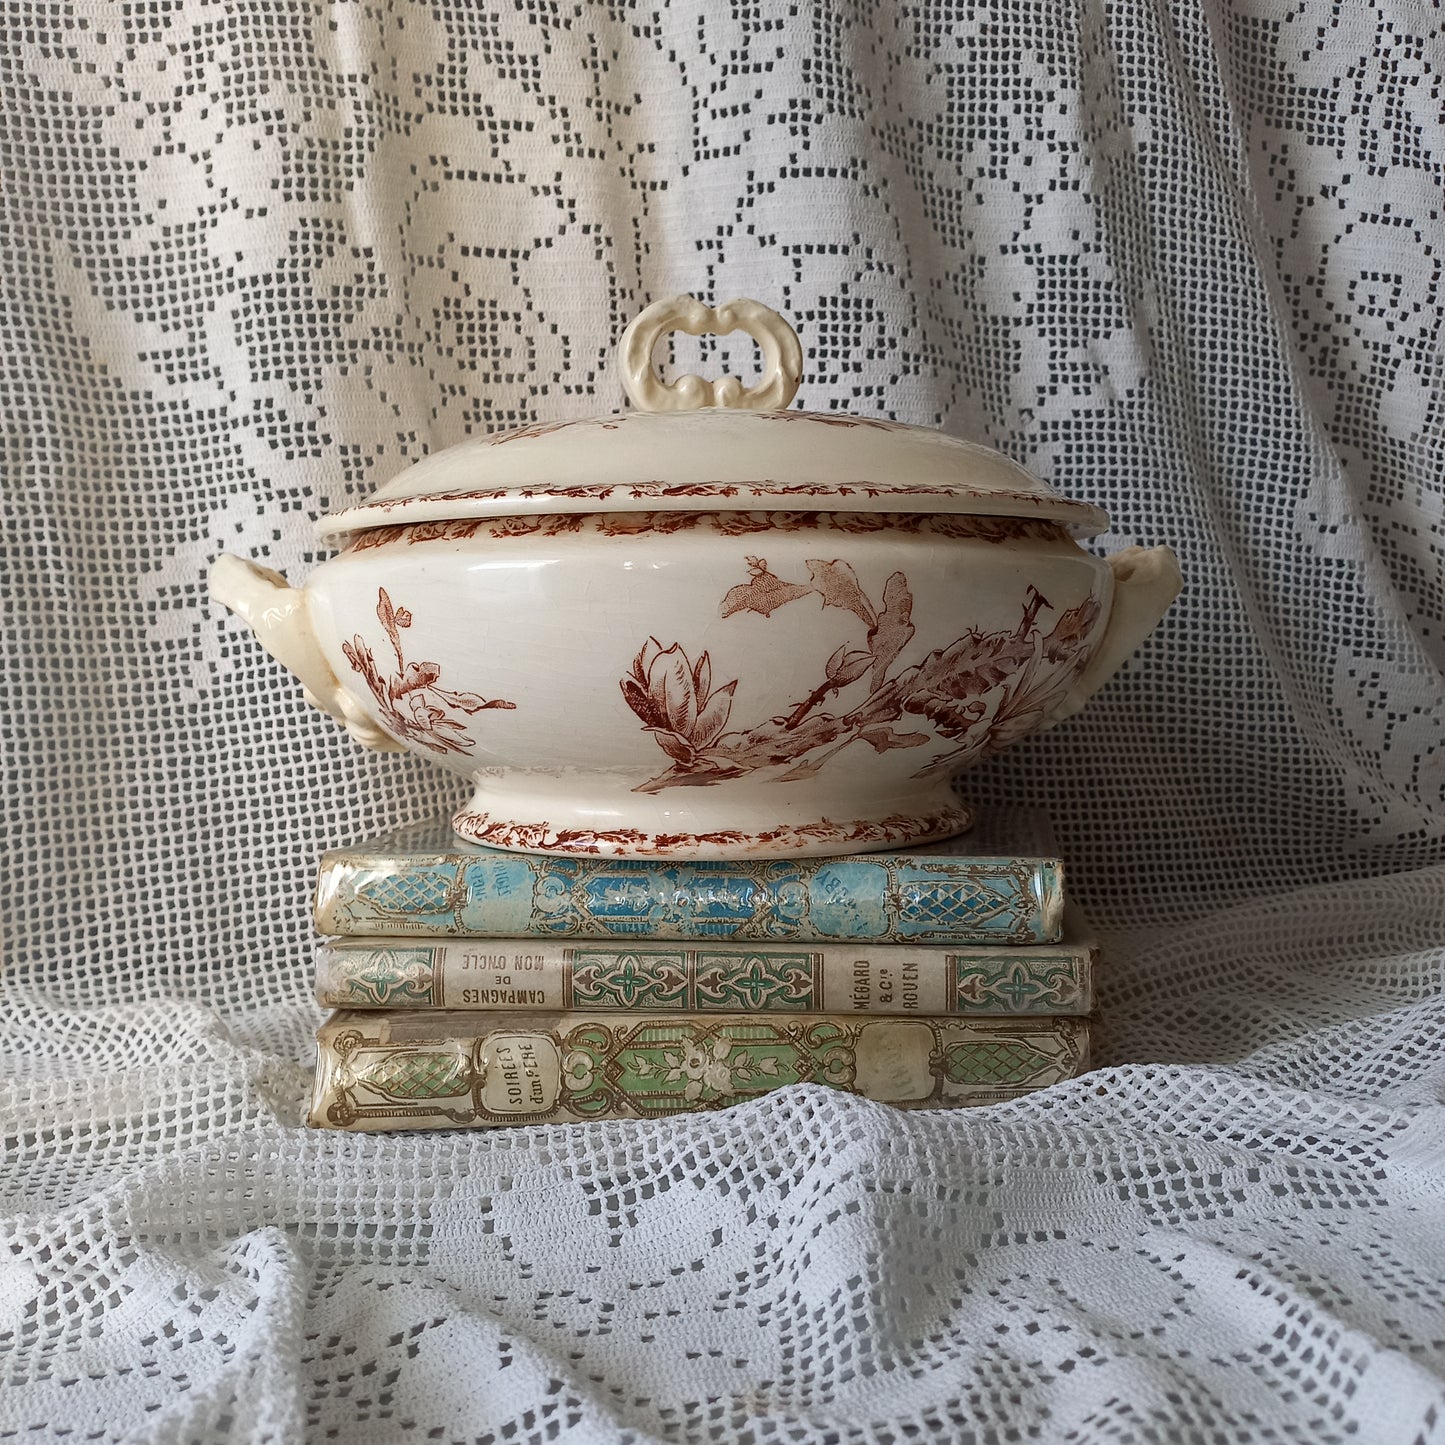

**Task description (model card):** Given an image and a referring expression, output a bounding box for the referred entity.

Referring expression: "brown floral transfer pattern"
[347,512,1067,550]
[342,588,516,755]
[622,559,1103,793]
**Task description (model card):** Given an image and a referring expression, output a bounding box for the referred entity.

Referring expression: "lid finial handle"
[619,296,802,412]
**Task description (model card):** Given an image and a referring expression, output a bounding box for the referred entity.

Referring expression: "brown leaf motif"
[720,558,816,618]
[805,559,875,625]
[866,571,914,687]
[1044,594,1103,660]
[858,726,932,753]
[345,588,516,755]
[394,660,440,696]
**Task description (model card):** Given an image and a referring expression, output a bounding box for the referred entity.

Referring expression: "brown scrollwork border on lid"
[349,481,1072,514]
[347,512,1069,550]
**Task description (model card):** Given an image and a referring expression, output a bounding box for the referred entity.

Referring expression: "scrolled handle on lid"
[618,295,802,413]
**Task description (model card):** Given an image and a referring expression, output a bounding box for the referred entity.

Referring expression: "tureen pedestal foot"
[450,776,974,859]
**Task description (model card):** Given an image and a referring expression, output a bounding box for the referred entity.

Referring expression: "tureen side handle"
[1046,545,1183,727]
[209,553,405,752]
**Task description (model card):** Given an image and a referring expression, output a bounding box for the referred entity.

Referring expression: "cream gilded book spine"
[309,1010,1091,1131]
[313,933,1097,1016]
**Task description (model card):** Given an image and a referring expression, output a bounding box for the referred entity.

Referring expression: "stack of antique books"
[305,810,1096,1131]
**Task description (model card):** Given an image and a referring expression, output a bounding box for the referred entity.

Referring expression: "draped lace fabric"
[3,2,1443,1439]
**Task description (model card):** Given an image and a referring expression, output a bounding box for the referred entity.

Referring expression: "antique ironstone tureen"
[212,297,1181,858]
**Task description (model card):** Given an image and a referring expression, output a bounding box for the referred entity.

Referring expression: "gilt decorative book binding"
[313,924,1097,1016]
[312,809,1064,945]
[309,1010,1092,1131]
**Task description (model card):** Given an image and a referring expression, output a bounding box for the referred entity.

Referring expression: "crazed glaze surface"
[210,297,1181,857]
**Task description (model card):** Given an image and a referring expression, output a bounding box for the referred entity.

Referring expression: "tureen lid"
[317,297,1108,542]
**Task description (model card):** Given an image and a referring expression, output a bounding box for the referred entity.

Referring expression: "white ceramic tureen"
[211,296,1181,858]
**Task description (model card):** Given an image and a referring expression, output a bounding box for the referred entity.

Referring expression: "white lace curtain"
[4,2,1442,1439]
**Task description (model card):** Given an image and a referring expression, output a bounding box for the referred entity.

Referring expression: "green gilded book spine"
[311,811,1064,944]
[314,935,1096,1016]
[309,1010,1092,1131]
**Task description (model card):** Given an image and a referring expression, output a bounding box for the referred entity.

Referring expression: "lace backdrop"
[3,2,1443,1440]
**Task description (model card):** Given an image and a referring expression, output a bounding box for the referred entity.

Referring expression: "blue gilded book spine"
[313,814,1064,945]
